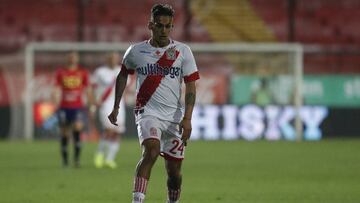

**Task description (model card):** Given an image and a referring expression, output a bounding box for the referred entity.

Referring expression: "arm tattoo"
[185,92,196,106]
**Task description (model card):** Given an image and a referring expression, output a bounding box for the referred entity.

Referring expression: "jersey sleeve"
[81,69,90,87]
[54,69,62,86]
[182,45,200,83]
[120,45,136,76]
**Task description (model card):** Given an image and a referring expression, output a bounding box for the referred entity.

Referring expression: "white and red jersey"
[120,39,200,123]
[92,65,126,132]
[92,65,121,107]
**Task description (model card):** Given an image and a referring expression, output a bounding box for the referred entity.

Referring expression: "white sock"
[97,138,108,154]
[106,141,119,162]
[132,192,145,203]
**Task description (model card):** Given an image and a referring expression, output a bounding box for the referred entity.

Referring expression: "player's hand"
[89,104,97,117]
[179,118,192,146]
[95,100,102,108]
[108,108,119,126]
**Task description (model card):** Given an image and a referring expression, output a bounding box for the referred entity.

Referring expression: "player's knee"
[143,146,160,160]
[144,147,160,161]
[73,121,83,131]
[142,139,160,160]
[60,127,71,137]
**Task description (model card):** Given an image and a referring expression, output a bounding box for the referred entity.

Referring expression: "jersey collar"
[146,38,174,49]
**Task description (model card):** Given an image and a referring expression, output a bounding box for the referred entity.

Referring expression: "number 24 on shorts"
[169,140,184,156]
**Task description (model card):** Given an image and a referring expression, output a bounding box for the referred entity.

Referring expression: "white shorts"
[136,116,185,160]
[99,100,126,133]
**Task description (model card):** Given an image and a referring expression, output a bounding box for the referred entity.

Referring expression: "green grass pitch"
[1,139,360,203]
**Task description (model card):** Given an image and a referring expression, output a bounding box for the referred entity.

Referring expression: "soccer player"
[92,52,126,169]
[108,4,200,203]
[52,51,94,168]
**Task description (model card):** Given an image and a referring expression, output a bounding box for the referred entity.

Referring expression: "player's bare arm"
[108,72,128,126]
[180,81,196,144]
[51,85,61,108]
[86,86,97,116]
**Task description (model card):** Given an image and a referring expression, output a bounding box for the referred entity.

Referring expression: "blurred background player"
[52,51,94,168]
[92,52,126,169]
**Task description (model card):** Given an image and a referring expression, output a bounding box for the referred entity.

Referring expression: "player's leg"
[165,159,182,203]
[59,126,71,167]
[161,122,186,203]
[93,101,123,169]
[104,129,120,169]
[133,138,160,203]
[72,109,84,167]
[94,107,109,168]
[57,109,71,167]
[104,102,126,168]
[94,130,108,168]
[132,116,162,203]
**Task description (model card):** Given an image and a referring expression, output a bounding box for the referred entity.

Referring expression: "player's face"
[149,15,173,47]
[67,52,79,66]
[108,52,120,68]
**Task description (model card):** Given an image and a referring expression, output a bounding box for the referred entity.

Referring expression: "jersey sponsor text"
[136,63,181,78]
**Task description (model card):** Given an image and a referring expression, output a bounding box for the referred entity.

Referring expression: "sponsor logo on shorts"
[150,127,158,137]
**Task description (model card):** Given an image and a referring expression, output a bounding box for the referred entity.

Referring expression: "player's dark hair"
[151,4,175,20]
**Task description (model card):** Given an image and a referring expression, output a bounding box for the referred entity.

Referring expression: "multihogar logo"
[136,63,181,78]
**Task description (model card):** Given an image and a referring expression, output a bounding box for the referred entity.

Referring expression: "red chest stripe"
[100,79,116,103]
[135,50,179,109]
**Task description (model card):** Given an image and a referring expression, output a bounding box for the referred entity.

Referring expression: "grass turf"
[0,139,359,203]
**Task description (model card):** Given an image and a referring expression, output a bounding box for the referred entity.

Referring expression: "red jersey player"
[53,51,94,168]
